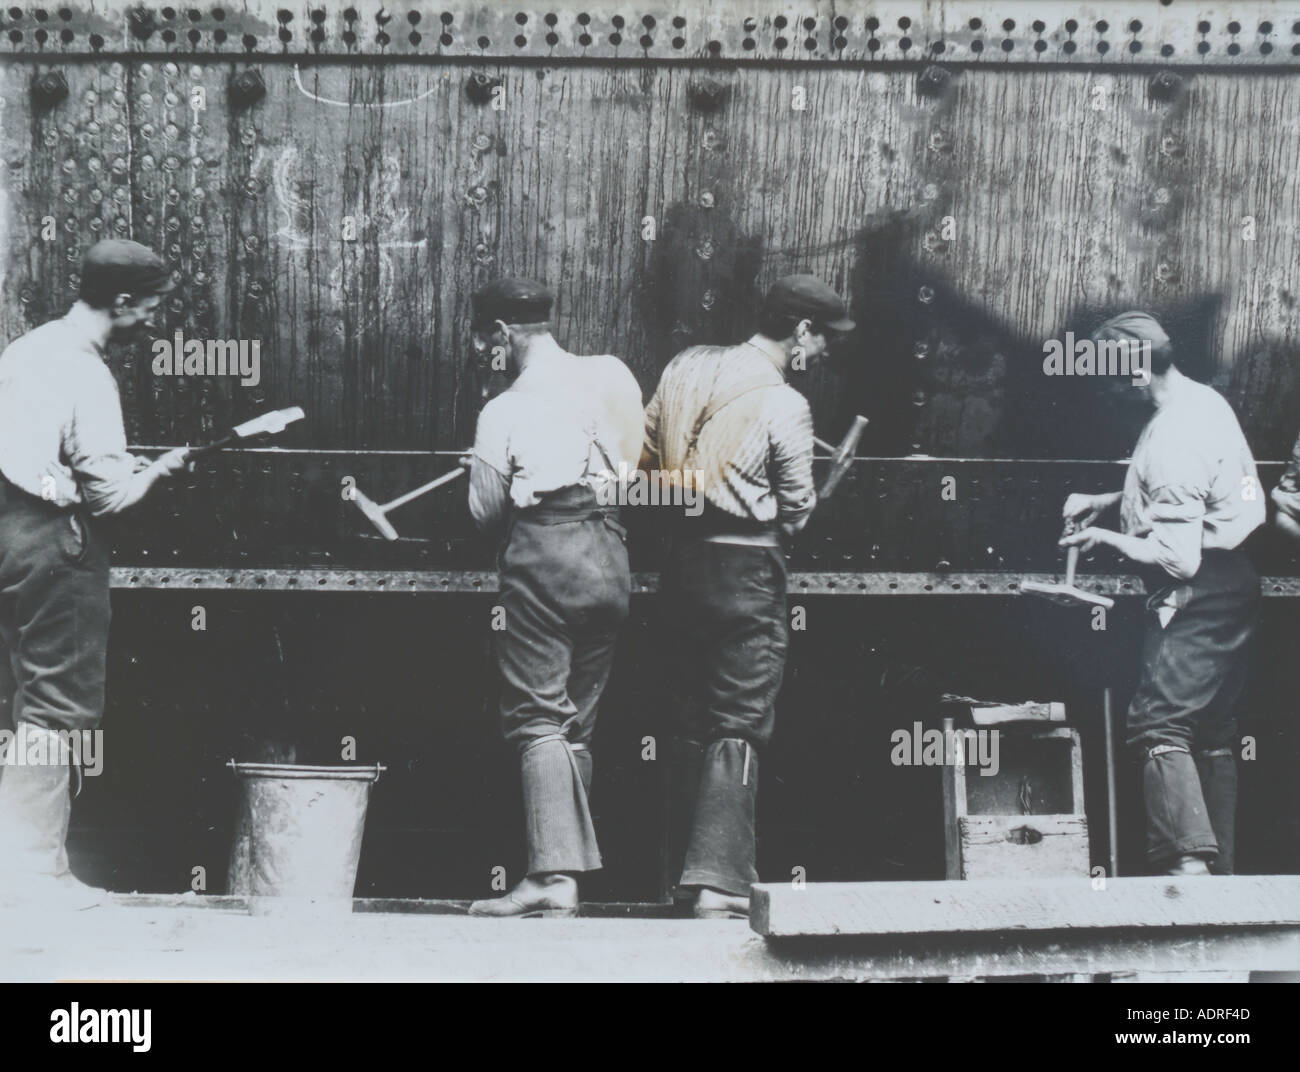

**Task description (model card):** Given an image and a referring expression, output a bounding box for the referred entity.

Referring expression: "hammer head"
[818,415,870,500]
[350,486,399,541]
[231,406,306,440]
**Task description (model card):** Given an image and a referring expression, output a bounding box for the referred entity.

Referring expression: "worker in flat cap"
[642,273,854,918]
[0,240,192,910]
[1271,428,1300,545]
[464,277,643,917]
[1059,311,1263,876]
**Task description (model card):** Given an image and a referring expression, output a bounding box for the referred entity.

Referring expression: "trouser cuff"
[521,735,602,875]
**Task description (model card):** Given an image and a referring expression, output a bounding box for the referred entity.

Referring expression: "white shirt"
[0,305,137,514]
[470,347,643,524]
[1120,377,1264,580]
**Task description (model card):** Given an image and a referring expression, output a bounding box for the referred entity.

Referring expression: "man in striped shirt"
[643,274,853,918]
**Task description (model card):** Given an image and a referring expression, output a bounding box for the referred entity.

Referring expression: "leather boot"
[1195,749,1237,875]
[1142,746,1217,874]
[0,724,106,911]
[694,886,750,920]
[1164,854,1212,876]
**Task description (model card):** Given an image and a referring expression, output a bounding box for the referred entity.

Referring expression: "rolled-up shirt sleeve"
[468,397,513,532]
[769,393,817,535]
[66,361,137,516]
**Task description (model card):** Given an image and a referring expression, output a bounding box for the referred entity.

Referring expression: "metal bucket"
[227,761,385,917]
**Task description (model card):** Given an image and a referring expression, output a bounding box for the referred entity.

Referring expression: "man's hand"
[1059,525,1112,554]
[152,447,193,477]
[1062,493,1104,529]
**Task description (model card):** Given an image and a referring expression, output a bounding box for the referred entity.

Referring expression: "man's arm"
[770,392,817,537]
[467,397,512,534]
[1272,429,1300,542]
[67,363,188,515]
[1062,483,1206,580]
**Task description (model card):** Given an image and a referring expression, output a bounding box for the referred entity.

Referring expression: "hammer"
[1021,521,1115,609]
[814,415,869,500]
[349,467,467,540]
[183,407,306,458]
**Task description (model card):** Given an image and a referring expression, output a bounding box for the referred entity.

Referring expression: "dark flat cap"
[767,274,855,333]
[80,240,174,302]
[1091,310,1171,350]
[471,277,554,329]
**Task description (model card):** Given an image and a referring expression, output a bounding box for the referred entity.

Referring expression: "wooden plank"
[960,814,1090,879]
[7,901,1300,982]
[940,717,963,879]
[751,876,1300,937]
[969,701,1065,726]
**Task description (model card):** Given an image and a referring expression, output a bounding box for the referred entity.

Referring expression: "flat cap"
[471,277,554,329]
[1090,310,1171,351]
[80,240,174,302]
[767,274,855,333]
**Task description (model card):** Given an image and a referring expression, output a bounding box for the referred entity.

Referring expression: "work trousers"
[659,538,789,896]
[1128,548,1259,871]
[495,485,630,875]
[0,478,111,736]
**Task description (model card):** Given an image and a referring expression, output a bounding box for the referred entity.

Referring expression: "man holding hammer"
[643,274,854,918]
[0,240,191,909]
[464,278,643,917]
[1060,312,1263,876]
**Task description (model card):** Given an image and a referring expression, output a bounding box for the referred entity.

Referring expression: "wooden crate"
[941,719,1089,880]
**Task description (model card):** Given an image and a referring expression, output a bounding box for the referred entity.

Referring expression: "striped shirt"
[642,335,816,534]
[1120,377,1264,580]
[0,304,137,515]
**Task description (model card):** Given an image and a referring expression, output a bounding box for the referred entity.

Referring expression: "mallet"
[815,415,870,500]
[183,406,306,458]
[1021,522,1115,609]
[350,466,467,541]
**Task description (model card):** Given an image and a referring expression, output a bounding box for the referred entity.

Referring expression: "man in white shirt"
[464,277,643,917]
[1061,311,1263,876]
[0,240,190,910]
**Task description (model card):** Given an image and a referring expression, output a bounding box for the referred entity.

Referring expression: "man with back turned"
[642,274,854,918]
[464,277,643,917]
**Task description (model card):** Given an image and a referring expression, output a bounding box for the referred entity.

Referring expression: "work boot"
[693,886,750,920]
[1195,749,1237,875]
[468,873,578,918]
[0,724,106,912]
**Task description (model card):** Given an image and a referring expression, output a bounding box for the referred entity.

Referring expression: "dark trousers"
[0,479,111,735]
[659,539,788,896]
[1128,548,1259,871]
[495,485,630,875]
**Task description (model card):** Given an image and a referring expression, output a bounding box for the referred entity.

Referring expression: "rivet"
[87,120,101,135]
[141,154,156,170]
[84,90,98,106]
[165,123,179,140]
[695,238,714,260]
[244,235,260,252]
[700,191,715,208]
[61,158,77,174]
[89,188,103,203]
[164,92,179,107]
[240,128,257,147]
[471,133,493,152]
[701,289,717,310]
[113,217,128,233]
[918,285,935,304]
[164,63,178,76]
[190,65,202,80]
[43,131,59,148]
[140,94,154,107]
[141,123,155,139]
